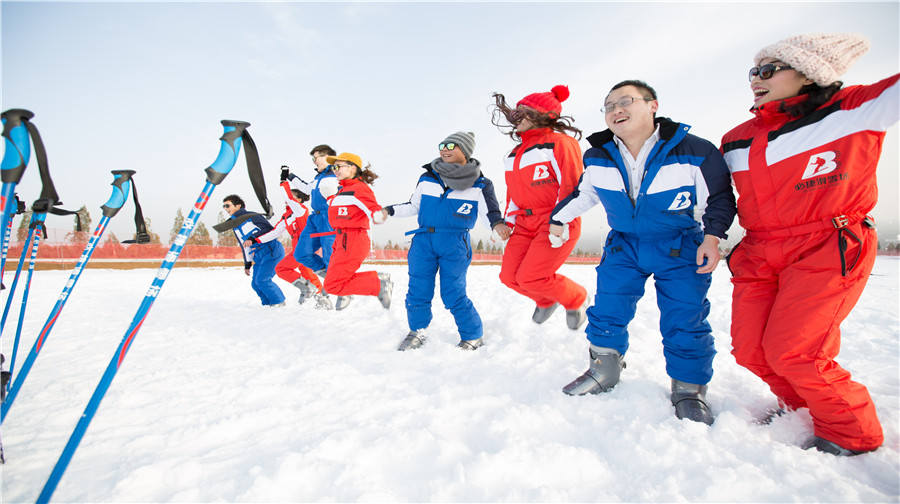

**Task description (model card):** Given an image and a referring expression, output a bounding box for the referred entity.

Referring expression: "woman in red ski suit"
[322,152,392,311]
[491,85,588,329]
[721,33,898,455]
[266,172,323,302]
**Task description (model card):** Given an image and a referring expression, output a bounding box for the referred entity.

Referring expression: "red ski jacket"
[503,128,583,230]
[721,74,899,237]
[328,178,382,231]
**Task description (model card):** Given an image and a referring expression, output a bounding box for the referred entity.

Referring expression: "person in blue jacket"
[223,194,286,307]
[287,144,339,309]
[549,80,736,424]
[376,131,505,351]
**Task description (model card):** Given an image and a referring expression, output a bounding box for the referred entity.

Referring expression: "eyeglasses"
[311,154,327,162]
[438,142,458,151]
[332,162,356,170]
[748,63,793,81]
[223,203,233,209]
[602,96,654,113]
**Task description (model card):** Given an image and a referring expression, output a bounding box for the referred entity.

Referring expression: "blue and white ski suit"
[230,208,286,306]
[386,162,503,341]
[290,169,339,273]
[550,118,736,384]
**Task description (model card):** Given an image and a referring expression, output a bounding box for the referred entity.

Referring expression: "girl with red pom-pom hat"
[490,85,589,331]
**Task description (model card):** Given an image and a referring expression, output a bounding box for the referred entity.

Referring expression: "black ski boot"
[671,379,714,425]
[398,329,426,351]
[457,338,483,351]
[802,436,875,456]
[532,303,559,324]
[562,345,625,395]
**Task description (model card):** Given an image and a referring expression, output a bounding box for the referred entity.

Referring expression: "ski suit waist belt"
[746,213,870,240]
[310,227,366,238]
[613,225,701,240]
[405,227,469,236]
[507,206,553,218]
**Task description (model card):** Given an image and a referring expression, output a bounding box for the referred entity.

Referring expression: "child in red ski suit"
[491,85,588,330]
[322,152,392,311]
[721,33,898,455]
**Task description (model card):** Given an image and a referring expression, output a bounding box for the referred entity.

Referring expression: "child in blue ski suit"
[288,144,339,309]
[377,132,504,350]
[223,194,286,306]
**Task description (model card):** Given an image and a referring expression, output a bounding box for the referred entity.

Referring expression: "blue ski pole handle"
[100,170,135,218]
[1,169,133,420]
[205,120,250,185]
[7,225,42,389]
[38,121,248,503]
[1,109,34,185]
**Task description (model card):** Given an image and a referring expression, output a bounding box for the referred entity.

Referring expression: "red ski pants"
[728,222,882,451]
[499,217,587,310]
[323,229,379,297]
[276,237,323,293]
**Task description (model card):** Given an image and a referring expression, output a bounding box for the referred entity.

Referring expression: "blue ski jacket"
[230,208,278,268]
[385,160,504,233]
[289,169,338,216]
[551,118,736,238]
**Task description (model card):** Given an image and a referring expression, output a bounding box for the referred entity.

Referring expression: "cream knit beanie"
[754,33,870,86]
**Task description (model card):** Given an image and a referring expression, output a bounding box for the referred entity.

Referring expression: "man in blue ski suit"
[223,194,286,306]
[549,80,736,424]
[377,131,504,351]
[288,144,339,309]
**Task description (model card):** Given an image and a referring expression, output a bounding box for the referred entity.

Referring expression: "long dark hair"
[781,81,843,118]
[353,163,379,185]
[490,93,582,141]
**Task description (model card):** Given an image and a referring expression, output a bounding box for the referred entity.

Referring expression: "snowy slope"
[1,259,898,502]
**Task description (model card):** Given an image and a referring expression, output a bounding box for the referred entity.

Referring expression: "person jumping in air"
[221,194,286,307]
[377,131,505,351]
[255,166,324,304]
[721,33,898,455]
[287,144,339,309]
[322,152,393,311]
[490,85,588,330]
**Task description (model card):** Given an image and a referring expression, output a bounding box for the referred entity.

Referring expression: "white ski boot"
[314,291,334,310]
[291,278,312,305]
[398,329,426,351]
[335,295,354,311]
[457,338,484,351]
[562,345,625,395]
[377,272,393,309]
[532,303,559,324]
[565,300,588,330]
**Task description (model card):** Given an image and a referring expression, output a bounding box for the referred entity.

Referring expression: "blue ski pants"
[293,212,335,273]
[251,241,286,306]
[406,231,482,341]
[585,229,714,385]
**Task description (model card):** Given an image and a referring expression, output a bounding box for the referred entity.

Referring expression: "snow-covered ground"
[1,258,898,502]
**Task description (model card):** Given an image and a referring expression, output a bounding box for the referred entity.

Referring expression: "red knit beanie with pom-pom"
[516,85,570,117]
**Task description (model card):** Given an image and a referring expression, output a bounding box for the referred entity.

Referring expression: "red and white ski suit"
[323,178,383,297]
[500,127,587,310]
[264,181,323,293]
[721,74,899,451]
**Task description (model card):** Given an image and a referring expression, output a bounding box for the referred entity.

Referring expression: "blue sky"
[2,1,898,249]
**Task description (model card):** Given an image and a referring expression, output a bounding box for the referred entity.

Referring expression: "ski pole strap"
[204,121,272,218]
[100,170,149,244]
[212,212,265,233]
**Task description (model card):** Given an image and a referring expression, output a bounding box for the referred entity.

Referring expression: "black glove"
[280,165,290,182]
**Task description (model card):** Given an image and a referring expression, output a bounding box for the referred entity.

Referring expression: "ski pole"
[37,120,251,503]
[0,110,34,283]
[0,227,36,337]
[7,212,46,392]
[1,171,136,422]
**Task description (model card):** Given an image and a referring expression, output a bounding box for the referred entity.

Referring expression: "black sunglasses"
[438,142,458,151]
[749,63,793,82]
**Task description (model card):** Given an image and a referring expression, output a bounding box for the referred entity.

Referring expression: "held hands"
[373,209,388,224]
[242,239,253,248]
[491,222,512,242]
[696,234,721,274]
[548,223,569,248]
